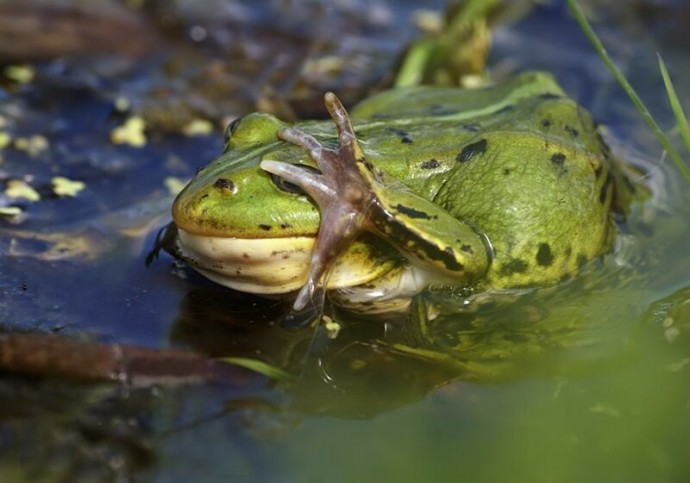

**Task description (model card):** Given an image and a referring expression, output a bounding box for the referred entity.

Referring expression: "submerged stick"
[0,333,254,386]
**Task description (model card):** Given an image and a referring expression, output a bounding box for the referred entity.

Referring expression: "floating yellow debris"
[110,116,147,147]
[0,206,22,217]
[323,315,342,339]
[5,179,40,202]
[0,132,10,149]
[113,96,131,112]
[14,135,49,157]
[182,119,214,137]
[52,176,86,197]
[4,64,35,84]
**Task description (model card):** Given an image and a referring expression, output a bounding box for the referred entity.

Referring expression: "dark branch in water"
[0,333,255,387]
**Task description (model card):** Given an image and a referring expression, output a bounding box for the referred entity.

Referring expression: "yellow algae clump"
[52,177,86,197]
[4,65,35,84]
[0,206,22,217]
[15,135,49,157]
[0,132,11,149]
[5,179,40,202]
[182,119,214,137]
[323,315,342,339]
[111,117,147,147]
[113,96,131,112]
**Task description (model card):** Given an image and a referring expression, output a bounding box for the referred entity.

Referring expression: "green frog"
[172,72,638,314]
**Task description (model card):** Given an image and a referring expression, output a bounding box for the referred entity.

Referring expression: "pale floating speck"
[461,74,486,89]
[323,314,342,339]
[164,176,186,195]
[589,403,622,418]
[412,9,443,33]
[111,117,147,147]
[0,206,23,217]
[4,64,35,84]
[302,56,346,76]
[113,96,131,112]
[0,132,11,149]
[664,326,680,343]
[182,119,214,137]
[15,135,49,157]
[667,358,690,372]
[52,176,86,197]
[5,179,40,202]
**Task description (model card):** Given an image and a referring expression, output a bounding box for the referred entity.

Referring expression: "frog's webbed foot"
[261,92,372,313]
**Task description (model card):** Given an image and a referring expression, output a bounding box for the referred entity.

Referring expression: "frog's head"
[172,112,395,295]
[173,112,321,239]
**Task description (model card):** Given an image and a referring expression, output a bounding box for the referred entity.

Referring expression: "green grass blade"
[218,356,295,381]
[658,54,690,154]
[567,0,690,184]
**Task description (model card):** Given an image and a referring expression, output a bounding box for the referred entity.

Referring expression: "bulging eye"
[224,117,243,144]
[269,164,321,194]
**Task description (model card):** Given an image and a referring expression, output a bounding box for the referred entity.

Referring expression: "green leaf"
[658,54,690,155]
[567,0,690,184]
[218,357,295,381]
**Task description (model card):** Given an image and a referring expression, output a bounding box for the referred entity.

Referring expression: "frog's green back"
[352,72,564,120]
[348,72,630,290]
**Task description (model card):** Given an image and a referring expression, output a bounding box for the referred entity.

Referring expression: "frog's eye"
[224,116,243,143]
[268,164,321,195]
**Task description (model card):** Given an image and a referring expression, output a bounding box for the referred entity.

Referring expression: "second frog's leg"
[261,92,374,312]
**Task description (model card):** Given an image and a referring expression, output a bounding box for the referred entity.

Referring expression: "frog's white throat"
[175,229,430,312]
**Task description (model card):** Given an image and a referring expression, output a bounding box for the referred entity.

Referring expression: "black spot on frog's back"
[457,138,488,162]
[459,123,481,132]
[550,153,567,175]
[429,104,454,116]
[500,259,528,276]
[550,153,566,167]
[599,172,613,204]
[388,127,413,144]
[394,204,436,220]
[539,93,562,100]
[564,125,580,138]
[535,243,554,267]
[496,104,516,115]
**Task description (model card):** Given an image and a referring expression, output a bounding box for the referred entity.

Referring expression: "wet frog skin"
[172,72,635,311]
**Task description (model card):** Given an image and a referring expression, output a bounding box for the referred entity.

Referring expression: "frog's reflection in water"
[170,272,634,419]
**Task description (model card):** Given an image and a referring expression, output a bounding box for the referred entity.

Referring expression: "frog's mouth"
[175,229,397,295]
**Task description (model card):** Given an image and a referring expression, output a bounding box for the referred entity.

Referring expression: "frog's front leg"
[261,92,491,312]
